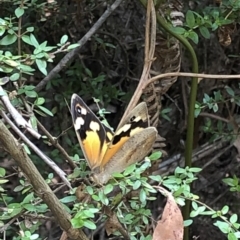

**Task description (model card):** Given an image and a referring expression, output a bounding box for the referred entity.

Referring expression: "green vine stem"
[138,1,199,239]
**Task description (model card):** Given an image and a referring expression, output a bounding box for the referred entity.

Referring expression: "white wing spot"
[79,107,87,115]
[75,117,84,130]
[90,121,100,131]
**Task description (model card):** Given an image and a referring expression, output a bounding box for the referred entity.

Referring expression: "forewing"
[71,94,108,169]
[116,102,149,131]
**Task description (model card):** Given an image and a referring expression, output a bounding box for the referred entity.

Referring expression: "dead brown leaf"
[153,186,184,240]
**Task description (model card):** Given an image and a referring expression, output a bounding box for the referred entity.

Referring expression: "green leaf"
[30,234,39,240]
[23,203,36,211]
[226,87,235,97]
[14,185,24,192]
[192,201,198,210]
[36,59,47,75]
[98,190,109,205]
[25,90,37,98]
[184,219,193,227]
[60,35,68,45]
[0,168,6,177]
[221,205,229,215]
[0,77,9,86]
[186,10,196,28]
[112,172,124,178]
[139,189,146,203]
[133,180,141,190]
[213,103,219,112]
[27,27,34,32]
[103,184,113,194]
[34,97,45,105]
[60,196,76,203]
[67,43,80,50]
[22,193,34,204]
[15,7,24,18]
[234,232,240,238]
[30,34,39,47]
[149,175,162,182]
[123,164,136,176]
[24,85,35,91]
[0,34,17,45]
[86,186,93,195]
[199,26,210,39]
[188,31,199,44]
[0,87,6,96]
[223,178,235,187]
[149,151,162,160]
[10,72,20,81]
[200,210,215,216]
[194,107,201,117]
[85,68,92,77]
[43,46,55,52]
[18,63,35,72]
[71,217,84,228]
[228,232,237,240]
[0,179,8,184]
[37,105,53,116]
[4,59,19,67]
[214,221,229,234]
[0,26,6,36]
[39,41,47,49]
[0,65,13,73]
[142,215,148,225]
[230,214,238,224]
[30,115,38,131]
[171,27,185,35]
[7,203,23,216]
[22,35,33,46]
[189,167,201,173]
[83,220,96,230]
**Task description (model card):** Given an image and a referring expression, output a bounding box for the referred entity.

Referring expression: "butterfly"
[71,93,157,184]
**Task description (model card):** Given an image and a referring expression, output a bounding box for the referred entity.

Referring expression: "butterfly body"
[71,94,157,184]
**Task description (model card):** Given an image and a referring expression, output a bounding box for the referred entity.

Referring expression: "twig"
[0,86,41,139]
[0,111,71,189]
[37,120,77,169]
[146,72,240,87]
[199,112,230,123]
[35,0,124,92]
[201,145,232,171]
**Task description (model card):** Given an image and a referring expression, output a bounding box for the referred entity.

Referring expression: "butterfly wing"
[116,102,150,130]
[100,102,150,168]
[71,94,109,169]
[93,127,157,184]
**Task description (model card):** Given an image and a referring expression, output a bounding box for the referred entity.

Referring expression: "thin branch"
[37,120,77,169]
[199,112,230,123]
[0,111,71,189]
[146,72,240,87]
[0,86,41,139]
[35,0,124,92]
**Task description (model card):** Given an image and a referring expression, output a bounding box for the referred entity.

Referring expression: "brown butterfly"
[71,94,157,184]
